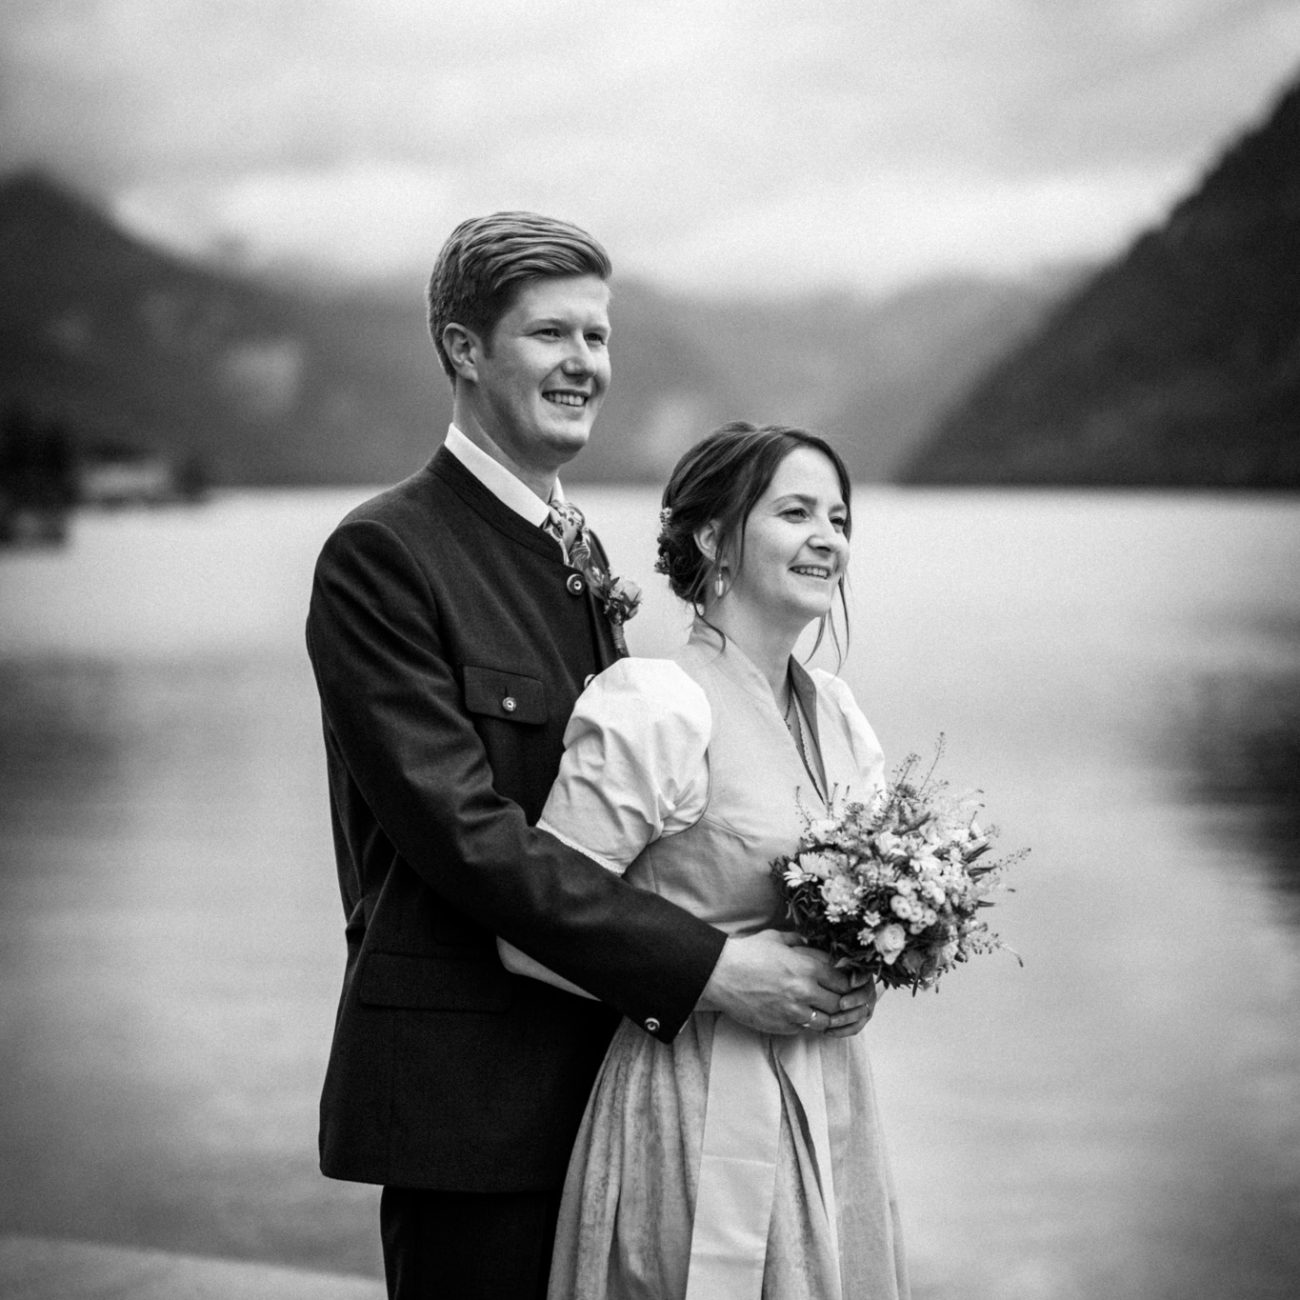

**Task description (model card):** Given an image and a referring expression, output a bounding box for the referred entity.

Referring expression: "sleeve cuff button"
[644,1017,661,1034]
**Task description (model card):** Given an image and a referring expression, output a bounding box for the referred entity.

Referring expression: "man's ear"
[442,323,480,383]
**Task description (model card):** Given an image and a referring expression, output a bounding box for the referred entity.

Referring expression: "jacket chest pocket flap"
[462,665,547,724]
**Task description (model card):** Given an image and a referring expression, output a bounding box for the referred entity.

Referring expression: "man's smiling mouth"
[544,391,588,407]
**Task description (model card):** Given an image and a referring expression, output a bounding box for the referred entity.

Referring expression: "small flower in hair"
[654,506,675,575]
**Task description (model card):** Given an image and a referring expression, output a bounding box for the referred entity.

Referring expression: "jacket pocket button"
[644,1017,661,1034]
[501,695,517,713]
[566,573,585,596]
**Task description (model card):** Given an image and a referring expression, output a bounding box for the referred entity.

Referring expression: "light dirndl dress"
[541,626,910,1300]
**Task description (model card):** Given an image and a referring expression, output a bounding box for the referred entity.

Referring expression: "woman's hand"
[822,970,878,1037]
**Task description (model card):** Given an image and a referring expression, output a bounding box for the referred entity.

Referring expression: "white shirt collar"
[443,424,565,527]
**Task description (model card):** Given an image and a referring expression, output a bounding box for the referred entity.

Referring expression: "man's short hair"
[426,211,612,382]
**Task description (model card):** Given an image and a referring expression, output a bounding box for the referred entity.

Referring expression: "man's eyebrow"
[525,315,610,333]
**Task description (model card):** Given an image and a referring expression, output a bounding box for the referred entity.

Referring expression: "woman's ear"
[442,323,480,382]
[694,521,721,565]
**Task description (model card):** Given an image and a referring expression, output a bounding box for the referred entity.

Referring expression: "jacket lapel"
[426,446,622,667]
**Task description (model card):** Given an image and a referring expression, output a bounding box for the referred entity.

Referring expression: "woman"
[500,423,910,1299]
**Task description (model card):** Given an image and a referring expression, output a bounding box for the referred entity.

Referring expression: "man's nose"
[562,342,595,374]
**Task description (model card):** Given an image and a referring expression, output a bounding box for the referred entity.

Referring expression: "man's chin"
[542,422,594,462]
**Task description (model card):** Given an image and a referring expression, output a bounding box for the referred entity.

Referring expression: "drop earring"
[714,568,727,599]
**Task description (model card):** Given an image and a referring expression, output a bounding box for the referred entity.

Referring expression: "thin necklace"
[784,683,827,801]
[784,689,804,755]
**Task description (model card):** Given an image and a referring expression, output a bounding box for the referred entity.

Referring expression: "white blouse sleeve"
[497,658,710,996]
[813,670,887,799]
[537,657,712,872]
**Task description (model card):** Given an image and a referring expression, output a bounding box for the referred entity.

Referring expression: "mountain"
[0,170,1067,486]
[817,271,1080,478]
[0,170,440,485]
[598,272,1075,483]
[899,77,1300,488]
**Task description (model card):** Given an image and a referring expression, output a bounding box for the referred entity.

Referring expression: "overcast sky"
[3,0,1298,296]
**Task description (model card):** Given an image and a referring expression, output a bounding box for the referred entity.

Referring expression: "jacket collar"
[424,447,562,562]
[443,424,559,529]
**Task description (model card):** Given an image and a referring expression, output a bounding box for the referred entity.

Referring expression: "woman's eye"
[831,516,847,531]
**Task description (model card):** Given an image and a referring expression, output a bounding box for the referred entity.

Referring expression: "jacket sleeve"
[306,516,725,1040]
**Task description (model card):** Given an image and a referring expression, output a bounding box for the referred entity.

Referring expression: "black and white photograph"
[2,3,1299,1298]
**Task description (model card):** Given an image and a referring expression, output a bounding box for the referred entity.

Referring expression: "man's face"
[469,274,611,478]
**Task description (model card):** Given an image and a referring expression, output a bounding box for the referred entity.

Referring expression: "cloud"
[623,160,1191,296]
[4,0,1299,294]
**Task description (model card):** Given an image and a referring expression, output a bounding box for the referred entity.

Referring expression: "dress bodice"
[627,632,884,934]
[537,623,886,932]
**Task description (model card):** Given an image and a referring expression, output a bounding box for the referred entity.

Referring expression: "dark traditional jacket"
[306,448,724,1190]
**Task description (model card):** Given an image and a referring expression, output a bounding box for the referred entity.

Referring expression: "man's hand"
[696,930,878,1036]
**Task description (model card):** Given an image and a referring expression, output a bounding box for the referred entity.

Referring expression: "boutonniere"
[563,514,641,655]
[586,564,642,655]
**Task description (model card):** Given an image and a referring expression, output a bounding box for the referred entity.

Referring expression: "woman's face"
[724,446,850,629]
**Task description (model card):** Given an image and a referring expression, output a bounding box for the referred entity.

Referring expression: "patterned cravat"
[544,499,592,570]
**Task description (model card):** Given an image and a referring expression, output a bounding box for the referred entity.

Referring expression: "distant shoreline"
[1187,667,1300,894]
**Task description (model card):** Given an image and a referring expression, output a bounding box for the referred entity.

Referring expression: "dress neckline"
[686,620,828,803]
[785,681,829,802]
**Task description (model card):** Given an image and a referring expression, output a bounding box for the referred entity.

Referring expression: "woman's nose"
[809,523,847,557]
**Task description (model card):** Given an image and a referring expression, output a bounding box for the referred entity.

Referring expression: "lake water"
[2,487,1299,1299]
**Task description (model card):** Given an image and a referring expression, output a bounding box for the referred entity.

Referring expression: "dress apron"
[686,1022,848,1300]
[685,670,846,1299]
[630,638,857,1299]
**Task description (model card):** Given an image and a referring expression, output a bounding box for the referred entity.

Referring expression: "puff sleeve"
[498,658,712,993]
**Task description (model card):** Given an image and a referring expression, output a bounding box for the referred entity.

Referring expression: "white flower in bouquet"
[874,924,908,965]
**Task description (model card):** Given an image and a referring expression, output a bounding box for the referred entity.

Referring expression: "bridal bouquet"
[773,741,1025,992]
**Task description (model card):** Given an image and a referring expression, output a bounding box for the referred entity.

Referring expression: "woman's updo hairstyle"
[655,422,853,650]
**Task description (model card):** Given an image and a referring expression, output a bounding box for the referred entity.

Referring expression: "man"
[306,211,871,1298]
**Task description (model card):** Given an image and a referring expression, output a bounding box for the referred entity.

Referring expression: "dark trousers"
[380,1185,562,1300]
